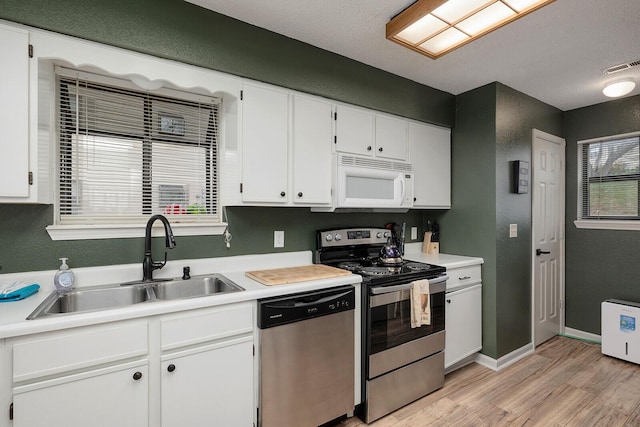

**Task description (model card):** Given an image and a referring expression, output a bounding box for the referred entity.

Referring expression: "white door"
[375,114,408,160]
[532,129,565,347]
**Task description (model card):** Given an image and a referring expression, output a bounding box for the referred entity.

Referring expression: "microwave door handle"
[400,178,405,201]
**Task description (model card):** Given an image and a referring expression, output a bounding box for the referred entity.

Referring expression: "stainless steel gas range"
[316,227,449,423]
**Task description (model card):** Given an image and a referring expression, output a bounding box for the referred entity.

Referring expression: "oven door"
[366,275,447,378]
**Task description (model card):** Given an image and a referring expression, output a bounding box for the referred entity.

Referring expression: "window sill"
[573,220,640,231]
[46,222,228,241]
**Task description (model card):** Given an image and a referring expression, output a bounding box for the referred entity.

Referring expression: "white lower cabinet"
[6,303,255,427]
[445,283,482,369]
[161,337,254,427]
[13,361,149,427]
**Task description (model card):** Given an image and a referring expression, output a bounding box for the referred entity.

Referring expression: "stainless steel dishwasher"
[258,285,355,427]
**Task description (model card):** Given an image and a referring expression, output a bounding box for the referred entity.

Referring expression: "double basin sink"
[27,274,244,320]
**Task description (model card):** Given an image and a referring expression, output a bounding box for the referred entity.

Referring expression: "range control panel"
[318,228,392,248]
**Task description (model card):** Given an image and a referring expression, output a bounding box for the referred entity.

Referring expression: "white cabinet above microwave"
[335,105,408,161]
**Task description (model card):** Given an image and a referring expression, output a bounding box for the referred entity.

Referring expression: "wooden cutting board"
[245,264,351,286]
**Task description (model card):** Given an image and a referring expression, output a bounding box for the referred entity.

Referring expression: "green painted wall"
[564,94,640,334]
[440,82,563,359]
[0,0,454,274]
[0,0,453,127]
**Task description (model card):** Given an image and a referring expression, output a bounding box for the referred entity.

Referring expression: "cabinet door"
[0,25,29,198]
[409,122,451,208]
[445,284,482,368]
[292,94,333,205]
[375,114,408,160]
[13,362,148,427]
[335,104,374,156]
[241,82,289,203]
[161,337,254,427]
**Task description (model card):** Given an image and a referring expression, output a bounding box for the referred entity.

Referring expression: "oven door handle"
[370,274,449,295]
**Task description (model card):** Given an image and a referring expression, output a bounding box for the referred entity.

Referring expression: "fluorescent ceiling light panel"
[396,14,448,44]
[457,2,516,36]
[387,0,556,59]
[420,27,469,54]
[432,0,493,23]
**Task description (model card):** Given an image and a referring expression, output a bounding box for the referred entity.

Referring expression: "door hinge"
[334,112,337,120]
[252,344,255,356]
[334,135,337,144]
[240,90,243,101]
[240,183,243,193]
[9,402,13,421]
[28,44,33,58]
[28,171,33,185]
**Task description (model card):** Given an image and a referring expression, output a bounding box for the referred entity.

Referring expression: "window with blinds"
[579,134,640,220]
[56,68,220,225]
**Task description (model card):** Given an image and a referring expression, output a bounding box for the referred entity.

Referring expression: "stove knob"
[325,234,333,242]
[376,232,383,238]
[383,232,390,238]
[335,233,342,241]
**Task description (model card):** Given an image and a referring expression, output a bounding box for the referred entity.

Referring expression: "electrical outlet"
[509,224,518,238]
[411,226,418,240]
[274,230,285,248]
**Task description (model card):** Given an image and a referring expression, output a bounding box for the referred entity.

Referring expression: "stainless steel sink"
[27,284,153,319]
[26,274,244,320]
[153,275,244,300]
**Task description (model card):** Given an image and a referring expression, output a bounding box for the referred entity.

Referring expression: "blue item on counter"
[0,284,40,302]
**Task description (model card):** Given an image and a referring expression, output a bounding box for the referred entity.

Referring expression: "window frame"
[575,130,640,231]
[46,67,227,240]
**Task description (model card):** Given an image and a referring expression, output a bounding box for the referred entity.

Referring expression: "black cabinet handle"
[447,299,451,304]
[536,249,551,256]
[132,371,143,381]
[280,191,286,197]
[297,192,303,198]
[367,146,372,151]
[167,364,176,373]
[378,147,383,152]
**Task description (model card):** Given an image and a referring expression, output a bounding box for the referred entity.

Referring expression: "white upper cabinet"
[335,104,409,161]
[409,121,451,208]
[0,25,30,199]
[375,114,408,161]
[292,94,333,205]
[241,82,289,203]
[335,104,375,156]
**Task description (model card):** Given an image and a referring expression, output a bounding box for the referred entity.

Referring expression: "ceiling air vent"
[603,59,640,75]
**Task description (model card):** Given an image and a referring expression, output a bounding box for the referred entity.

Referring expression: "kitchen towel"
[0,283,40,302]
[410,279,431,328]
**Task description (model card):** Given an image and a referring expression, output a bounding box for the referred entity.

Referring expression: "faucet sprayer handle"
[152,252,168,270]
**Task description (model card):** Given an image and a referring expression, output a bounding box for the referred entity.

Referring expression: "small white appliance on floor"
[602,299,640,364]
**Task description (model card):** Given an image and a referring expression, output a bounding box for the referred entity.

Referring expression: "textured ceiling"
[186,0,640,111]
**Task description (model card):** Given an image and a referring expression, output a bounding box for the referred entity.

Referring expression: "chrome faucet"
[142,214,176,282]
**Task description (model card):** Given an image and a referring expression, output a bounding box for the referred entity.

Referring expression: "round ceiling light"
[603,79,636,98]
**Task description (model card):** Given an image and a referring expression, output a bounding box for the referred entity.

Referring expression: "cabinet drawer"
[446,265,481,290]
[12,321,148,383]
[161,302,253,351]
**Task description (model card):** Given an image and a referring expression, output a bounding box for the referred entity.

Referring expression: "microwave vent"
[340,155,413,172]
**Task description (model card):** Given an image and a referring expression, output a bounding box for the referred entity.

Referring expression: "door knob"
[536,249,551,256]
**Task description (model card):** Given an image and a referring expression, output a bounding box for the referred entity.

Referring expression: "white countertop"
[403,243,484,269]
[0,251,361,339]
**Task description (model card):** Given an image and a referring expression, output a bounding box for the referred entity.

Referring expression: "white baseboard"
[474,342,534,372]
[562,327,601,343]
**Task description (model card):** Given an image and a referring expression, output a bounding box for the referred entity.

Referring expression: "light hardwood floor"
[341,336,640,426]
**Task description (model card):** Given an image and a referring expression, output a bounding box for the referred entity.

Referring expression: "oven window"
[369,291,444,355]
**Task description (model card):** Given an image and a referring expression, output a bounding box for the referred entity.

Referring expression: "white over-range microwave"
[314,154,414,212]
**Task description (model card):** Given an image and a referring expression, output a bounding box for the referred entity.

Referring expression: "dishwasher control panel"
[258,285,355,329]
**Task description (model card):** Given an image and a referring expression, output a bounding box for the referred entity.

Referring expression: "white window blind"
[56,68,220,226]
[579,134,640,220]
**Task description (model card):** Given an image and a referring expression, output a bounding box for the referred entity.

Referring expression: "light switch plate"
[411,227,418,240]
[509,224,518,238]
[274,230,285,248]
